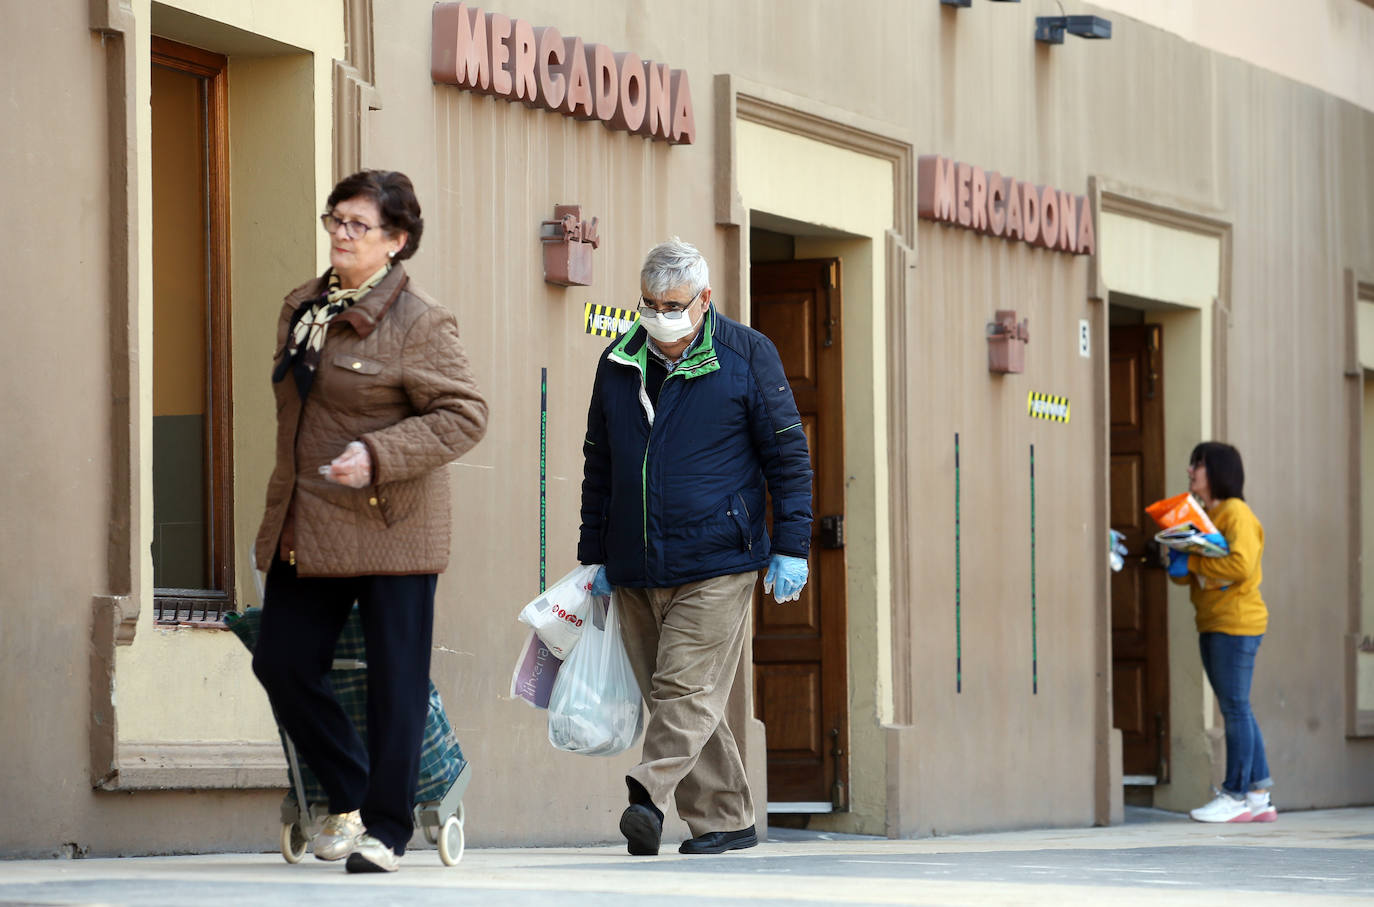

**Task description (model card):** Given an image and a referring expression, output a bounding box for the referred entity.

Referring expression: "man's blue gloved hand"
[1167,549,1191,579]
[1201,532,1229,554]
[590,565,613,598]
[764,554,808,604]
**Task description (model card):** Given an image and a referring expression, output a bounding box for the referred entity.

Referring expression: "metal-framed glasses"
[637,287,702,320]
[320,212,381,240]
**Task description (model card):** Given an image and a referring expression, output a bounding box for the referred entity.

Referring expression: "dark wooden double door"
[1109,324,1172,783]
[749,259,848,809]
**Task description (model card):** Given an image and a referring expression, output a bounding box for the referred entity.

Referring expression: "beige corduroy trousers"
[614,570,757,837]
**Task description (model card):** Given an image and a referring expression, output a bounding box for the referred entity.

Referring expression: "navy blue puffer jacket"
[577,307,812,588]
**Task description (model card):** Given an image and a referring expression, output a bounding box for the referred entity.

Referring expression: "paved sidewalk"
[2,807,1371,906]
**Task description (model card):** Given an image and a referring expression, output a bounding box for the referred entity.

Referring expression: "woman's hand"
[322,440,372,488]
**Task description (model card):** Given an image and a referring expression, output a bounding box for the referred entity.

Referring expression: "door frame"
[1089,178,1233,815]
[715,74,917,836]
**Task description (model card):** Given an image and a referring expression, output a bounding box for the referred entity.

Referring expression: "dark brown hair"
[1190,441,1245,501]
[326,169,424,261]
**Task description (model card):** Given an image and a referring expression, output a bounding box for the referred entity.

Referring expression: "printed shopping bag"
[509,629,564,709]
[1145,492,1218,534]
[518,564,599,659]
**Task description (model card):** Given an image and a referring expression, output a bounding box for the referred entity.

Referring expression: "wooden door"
[1109,324,1171,782]
[749,259,848,810]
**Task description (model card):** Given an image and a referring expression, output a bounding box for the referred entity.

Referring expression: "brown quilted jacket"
[253,264,488,577]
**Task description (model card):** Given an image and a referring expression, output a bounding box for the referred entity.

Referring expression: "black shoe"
[344,834,399,872]
[619,803,663,856]
[678,825,758,855]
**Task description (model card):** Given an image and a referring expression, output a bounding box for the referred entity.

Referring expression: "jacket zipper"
[643,369,687,577]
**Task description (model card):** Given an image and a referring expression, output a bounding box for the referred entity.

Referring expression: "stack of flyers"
[1146,492,1228,558]
[1154,523,1228,557]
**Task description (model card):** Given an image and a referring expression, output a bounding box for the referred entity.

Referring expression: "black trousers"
[251,559,436,853]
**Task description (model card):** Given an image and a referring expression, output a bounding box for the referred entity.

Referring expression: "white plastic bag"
[547,596,643,756]
[518,564,599,659]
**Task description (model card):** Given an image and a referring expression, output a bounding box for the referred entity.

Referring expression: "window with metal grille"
[151,37,234,627]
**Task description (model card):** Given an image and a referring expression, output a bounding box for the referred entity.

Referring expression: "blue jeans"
[1198,632,1273,798]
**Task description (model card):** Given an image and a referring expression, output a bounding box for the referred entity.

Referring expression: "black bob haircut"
[1190,441,1245,501]
[326,169,424,261]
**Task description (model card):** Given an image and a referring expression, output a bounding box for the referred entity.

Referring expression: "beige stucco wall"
[4,0,1373,857]
[360,0,717,847]
[1096,0,1374,113]
[0,2,126,856]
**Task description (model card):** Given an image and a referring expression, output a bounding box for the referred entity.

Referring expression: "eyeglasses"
[637,287,703,320]
[320,212,381,240]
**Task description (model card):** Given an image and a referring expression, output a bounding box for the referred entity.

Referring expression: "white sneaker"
[1246,791,1277,823]
[312,810,362,861]
[1190,791,1252,823]
[345,834,400,873]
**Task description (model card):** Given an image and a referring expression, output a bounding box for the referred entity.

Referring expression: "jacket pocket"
[331,353,384,375]
[727,493,752,553]
[372,480,419,529]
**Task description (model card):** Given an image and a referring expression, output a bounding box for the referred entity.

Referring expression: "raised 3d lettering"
[917,155,1092,256]
[432,2,695,145]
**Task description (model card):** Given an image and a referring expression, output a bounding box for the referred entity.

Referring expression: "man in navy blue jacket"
[578,238,813,856]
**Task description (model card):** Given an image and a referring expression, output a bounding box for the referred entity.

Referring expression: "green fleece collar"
[608,306,720,379]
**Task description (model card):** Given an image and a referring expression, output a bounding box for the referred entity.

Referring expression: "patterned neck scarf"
[273,263,391,398]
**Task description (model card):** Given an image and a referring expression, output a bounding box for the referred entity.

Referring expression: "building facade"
[2,0,1372,856]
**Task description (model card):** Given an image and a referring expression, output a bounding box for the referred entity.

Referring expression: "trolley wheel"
[281,821,308,864]
[437,814,464,866]
[422,820,439,845]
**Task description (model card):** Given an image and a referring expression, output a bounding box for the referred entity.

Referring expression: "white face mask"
[639,307,701,343]
[638,288,704,343]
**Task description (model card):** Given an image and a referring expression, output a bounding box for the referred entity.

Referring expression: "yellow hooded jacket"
[1169,497,1267,635]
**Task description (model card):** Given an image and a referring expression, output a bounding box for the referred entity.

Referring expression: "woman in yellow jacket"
[1167,442,1275,823]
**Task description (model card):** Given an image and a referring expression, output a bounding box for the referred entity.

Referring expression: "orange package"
[1145,492,1218,534]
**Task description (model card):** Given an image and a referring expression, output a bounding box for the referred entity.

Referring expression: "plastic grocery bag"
[547,596,643,756]
[518,564,599,659]
[1145,492,1218,534]
[509,629,563,709]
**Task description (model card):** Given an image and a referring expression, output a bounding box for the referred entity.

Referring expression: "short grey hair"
[640,237,710,300]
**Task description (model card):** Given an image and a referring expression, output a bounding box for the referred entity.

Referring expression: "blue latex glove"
[764,554,808,603]
[1167,549,1191,578]
[1201,532,1229,555]
[590,565,613,598]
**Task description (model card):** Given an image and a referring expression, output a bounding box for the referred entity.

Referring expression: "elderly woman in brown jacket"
[251,170,487,874]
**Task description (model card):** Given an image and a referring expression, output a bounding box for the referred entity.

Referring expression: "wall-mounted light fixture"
[540,205,600,287]
[1035,14,1112,44]
[939,0,973,7]
[987,310,1030,374]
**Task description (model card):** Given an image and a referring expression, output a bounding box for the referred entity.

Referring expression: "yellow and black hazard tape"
[1027,391,1070,423]
[584,303,639,338]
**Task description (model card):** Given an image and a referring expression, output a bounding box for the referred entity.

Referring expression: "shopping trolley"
[226,606,471,866]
